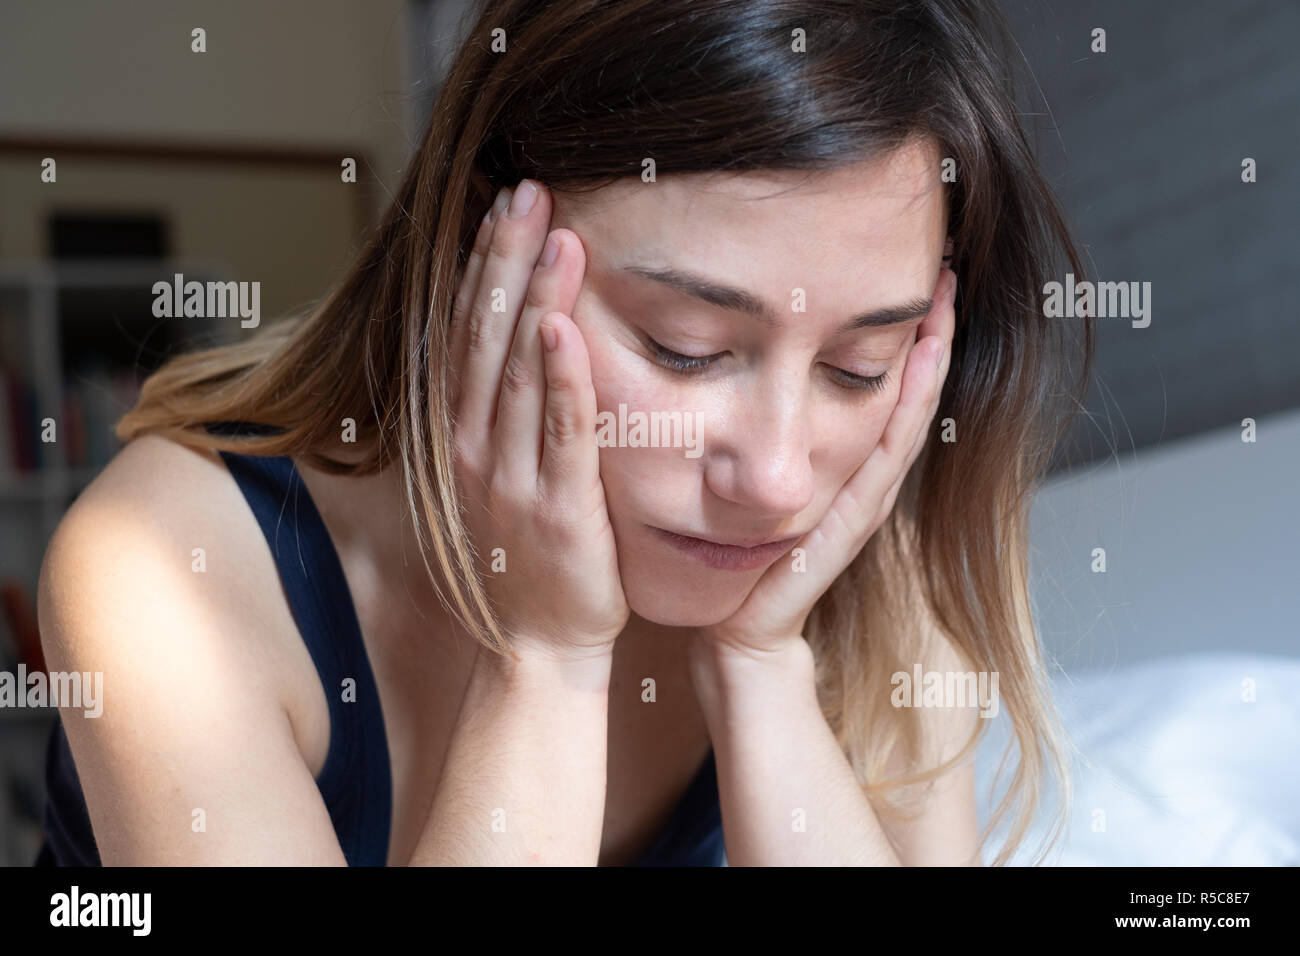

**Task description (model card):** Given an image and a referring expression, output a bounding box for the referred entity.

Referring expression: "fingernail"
[539,233,560,268]
[934,344,947,370]
[491,187,513,221]
[540,320,558,352]
[508,179,538,218]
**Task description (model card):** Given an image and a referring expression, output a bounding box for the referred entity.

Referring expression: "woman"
[35,0,1092,866]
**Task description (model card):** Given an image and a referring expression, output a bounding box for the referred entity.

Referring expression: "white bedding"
[973,652,1300,865]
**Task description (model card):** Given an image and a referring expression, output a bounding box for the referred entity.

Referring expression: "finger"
[493,226,587,486]
[820,331,946,557]
[536,311,600,497]
[877,267,955,465]
[881,335,952,516]
[901,336,952,472]
[900,270,957,467]
[449,192,510,410]
[455,181,550,454]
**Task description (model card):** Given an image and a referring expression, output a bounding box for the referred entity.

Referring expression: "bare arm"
[689,638,903,866]
[688,632,981,867]
[416,179,630,864]
[408,648,611,865]
[38,481,350,865]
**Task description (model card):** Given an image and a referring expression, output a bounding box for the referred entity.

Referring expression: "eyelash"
[647,337,891,394]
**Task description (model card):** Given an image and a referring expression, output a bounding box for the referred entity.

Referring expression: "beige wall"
[0,0,414,196]
[0,0,417,321]
[0,155,359,323]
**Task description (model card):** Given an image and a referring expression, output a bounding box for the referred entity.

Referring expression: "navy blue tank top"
[34,422,725,866]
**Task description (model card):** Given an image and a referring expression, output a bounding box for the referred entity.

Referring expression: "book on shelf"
[0,601,18,671]
[0,363,141,480]
[1,365,42,475]
[0,580,44,674]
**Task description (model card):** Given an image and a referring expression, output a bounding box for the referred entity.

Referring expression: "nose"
[702,376,816,519]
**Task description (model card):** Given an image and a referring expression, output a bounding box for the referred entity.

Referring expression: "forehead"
[551,137,947,285]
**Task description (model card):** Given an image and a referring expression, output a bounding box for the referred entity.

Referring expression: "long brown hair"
[117,0,1094,865]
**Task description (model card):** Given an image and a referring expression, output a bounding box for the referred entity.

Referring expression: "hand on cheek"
[690,267,957,664]
[448,182,629,664]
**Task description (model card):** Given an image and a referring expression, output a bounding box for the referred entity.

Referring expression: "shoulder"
[35,432,345,863]
[42,432,256,631]
[37,431,303,718]
[45,430,245,555]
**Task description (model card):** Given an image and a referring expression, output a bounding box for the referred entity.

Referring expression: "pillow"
[974,653,1300,865]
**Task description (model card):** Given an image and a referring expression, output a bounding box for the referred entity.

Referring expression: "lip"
[650,526,802,572]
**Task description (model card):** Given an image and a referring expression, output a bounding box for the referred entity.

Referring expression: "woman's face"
[548,139,948,627]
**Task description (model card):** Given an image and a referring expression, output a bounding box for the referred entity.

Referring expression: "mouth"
[649,526,803,572]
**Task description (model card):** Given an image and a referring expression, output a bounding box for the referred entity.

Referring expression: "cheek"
[571,292,903,519]
[572,309,697,518]
[570,288,632,409]
[816,394,896,493]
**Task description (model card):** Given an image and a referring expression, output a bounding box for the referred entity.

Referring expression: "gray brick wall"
[1001,0,1300,467]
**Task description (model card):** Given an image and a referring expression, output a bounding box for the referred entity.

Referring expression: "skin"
[38,136,980,867]
[553,147,948,631]
[436,134,976,864]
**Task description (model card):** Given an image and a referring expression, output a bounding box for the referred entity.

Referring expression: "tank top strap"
[207,422,392,865]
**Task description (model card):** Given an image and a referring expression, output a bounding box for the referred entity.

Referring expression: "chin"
[607,515,787,627]
[616,542,762,627]
[623,575,752,627]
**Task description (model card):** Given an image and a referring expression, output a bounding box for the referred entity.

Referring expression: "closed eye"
[646,336,891,394]
[647,336,720,372]
[825,366,891,393]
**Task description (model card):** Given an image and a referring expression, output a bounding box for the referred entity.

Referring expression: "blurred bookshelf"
[0,257,232,570]
[0,254,232,865]
[0,134,366,866]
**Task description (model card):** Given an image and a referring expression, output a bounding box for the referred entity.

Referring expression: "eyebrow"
[621,265,932,332]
